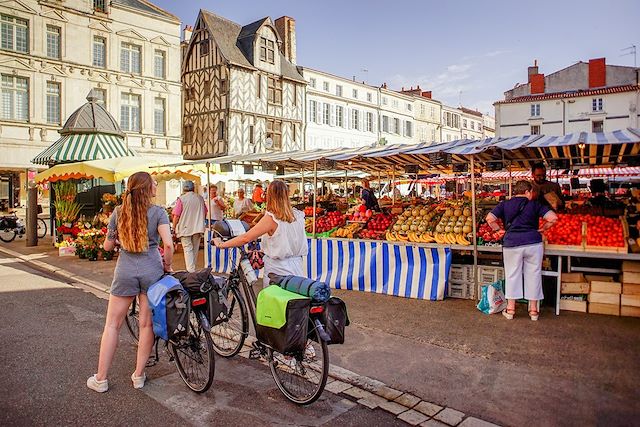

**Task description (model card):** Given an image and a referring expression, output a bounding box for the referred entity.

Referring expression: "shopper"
[208,185,226,223]
[233,188,254,217]
[172,180,206,272]
[87,172,174,393]
[360,179,380,211]
[485,180,558,321]
[252,183,266,205]
[213,180,307,287]
[531,162,563,210]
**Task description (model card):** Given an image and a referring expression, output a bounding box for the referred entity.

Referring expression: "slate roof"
[112,0,179,22]
[200,10,305,84]
[59,90,124,137]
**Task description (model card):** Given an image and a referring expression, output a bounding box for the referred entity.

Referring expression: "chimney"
[274,16,296,64]
[589,57,606,88]
[527,59,538,83]
[421,91,432,99]
[530,73,545,94]
[183,25,193,43]
[400,87,422,96]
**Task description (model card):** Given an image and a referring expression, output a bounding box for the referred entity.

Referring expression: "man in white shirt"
[233,188,254,217]
[208,185,226,223]
[172,181,207,272]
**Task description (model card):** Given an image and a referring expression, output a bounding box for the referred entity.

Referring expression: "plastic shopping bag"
[477,280,507,314]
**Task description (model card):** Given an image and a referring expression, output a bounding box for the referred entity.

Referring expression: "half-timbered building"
[181,11,306,160]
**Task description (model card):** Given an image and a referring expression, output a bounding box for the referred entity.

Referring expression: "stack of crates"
[448,265,475,299]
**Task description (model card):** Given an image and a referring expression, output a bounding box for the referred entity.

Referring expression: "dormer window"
[260,37,275,64]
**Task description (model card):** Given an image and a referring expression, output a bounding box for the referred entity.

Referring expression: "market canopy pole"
[312,161,318,236]
[300,168,305,202]
[206,162,212,263]
[392,166,396,204]
[470,155,479,295]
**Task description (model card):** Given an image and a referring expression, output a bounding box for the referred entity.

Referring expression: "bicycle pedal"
[249,348,261,360]
[145,359,158,368]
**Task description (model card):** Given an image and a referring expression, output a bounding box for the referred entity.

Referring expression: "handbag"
[247,241,264,270]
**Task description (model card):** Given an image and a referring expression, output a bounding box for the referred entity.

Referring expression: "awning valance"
[32,133,136,165]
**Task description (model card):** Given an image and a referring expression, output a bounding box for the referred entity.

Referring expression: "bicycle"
[125,275,215,393]
[36,218,47,239]
[0,212,25,243]
[209,220,330,405]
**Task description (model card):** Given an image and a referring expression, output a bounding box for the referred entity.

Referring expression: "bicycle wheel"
[36,218,47,239]
[171,312,215,393]
[125,299,140,342]
[268,324,329,405]
[210,286,248,357]
[0,228,16,243]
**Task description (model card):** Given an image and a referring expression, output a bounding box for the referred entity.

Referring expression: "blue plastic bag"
[477,280,507,314]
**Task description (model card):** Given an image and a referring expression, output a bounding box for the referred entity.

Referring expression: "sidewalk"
[2,237,639,426]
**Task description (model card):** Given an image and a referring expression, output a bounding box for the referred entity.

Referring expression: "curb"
[0,245,500,427]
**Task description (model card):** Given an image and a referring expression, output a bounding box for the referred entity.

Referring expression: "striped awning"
[32,133,136,165]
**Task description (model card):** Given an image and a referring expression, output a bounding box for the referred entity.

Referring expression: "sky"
[153,0,639,116]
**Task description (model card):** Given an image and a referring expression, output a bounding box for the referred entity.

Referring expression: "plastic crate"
[478,266,504,285]
[449,265,473,283]
[448,280,475,300]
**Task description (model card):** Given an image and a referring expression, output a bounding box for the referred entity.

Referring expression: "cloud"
[447,63,472,73]
[484,50,510,58]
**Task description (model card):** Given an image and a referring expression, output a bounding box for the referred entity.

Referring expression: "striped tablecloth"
[205,231,451,301]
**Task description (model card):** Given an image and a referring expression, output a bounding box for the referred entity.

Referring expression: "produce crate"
[588,302,620,316]
[584,216,628,253]
[590,281,622,294]
[562,272,586,283]
[621,305,640,317]
[306,227,338,239]
[478,266,504,285]
[622,261,640,273]
[449,265,473,283]
[622,271,640,285]
[623,283,640,295]
[561,282,590,294]
[448,280,475,300]
[621,294,640,308]
[588,292,621,305]
[559,298,588,313]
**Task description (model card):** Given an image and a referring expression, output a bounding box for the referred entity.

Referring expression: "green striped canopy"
[32,134,137,165]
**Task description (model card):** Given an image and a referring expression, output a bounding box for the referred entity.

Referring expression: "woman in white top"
[213,180,308,287]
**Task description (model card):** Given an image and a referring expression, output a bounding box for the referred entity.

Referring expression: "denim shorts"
[110,248,164,297]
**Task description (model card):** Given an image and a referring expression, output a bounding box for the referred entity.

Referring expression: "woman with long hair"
[87,172,174,392]
[214,180,307,287]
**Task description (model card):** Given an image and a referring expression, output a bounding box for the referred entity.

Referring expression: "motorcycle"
[0,213,26,243]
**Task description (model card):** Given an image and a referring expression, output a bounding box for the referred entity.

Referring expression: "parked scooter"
[0,212,26,243]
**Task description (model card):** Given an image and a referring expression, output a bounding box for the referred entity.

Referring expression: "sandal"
[502,308,516,320]
[529,310,539,321]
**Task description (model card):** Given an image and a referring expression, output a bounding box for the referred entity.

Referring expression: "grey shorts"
[110,249,164,297]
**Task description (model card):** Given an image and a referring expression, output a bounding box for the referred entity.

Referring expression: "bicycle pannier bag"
[147,275,190,341]
[207,275,229,325]
[255,285,310,354]
[172,268,213,294]
[322,297,350,345]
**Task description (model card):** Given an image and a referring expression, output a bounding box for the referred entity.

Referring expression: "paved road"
[0,254,405,426]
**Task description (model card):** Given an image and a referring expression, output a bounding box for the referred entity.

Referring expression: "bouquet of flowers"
[75,228,107,261]
[102,193,118,207]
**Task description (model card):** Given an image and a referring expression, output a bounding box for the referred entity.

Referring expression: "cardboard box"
[562,273,586,283]
[622,271,640,285]
[588,292,621,305]
[621,294,640,308]
[590,281,622,294]
[585,275,614,283]
[588,303,620,316]
[621,305,640,317]
[623,283,640,295]
[622,261,640,273]
[561,282,590,294]
[58,247,76,257]
[559,299,587,312]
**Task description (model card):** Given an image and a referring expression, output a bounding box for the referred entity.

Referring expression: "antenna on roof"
[621,45,637,67]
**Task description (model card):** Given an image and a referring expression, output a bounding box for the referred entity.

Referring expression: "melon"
[463,225,472,234]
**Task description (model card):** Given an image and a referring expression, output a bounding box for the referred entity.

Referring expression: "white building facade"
[495,58,640,137]
[0,0,182,206]
[441,105,462,142]
[378,85,415,146]
[302,68,379,149]
[459,107,484,140]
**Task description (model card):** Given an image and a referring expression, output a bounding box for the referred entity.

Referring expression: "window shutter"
[346,108,351,129]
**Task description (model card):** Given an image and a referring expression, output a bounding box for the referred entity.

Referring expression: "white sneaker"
[87,375,108,393]
[131,372,146,389]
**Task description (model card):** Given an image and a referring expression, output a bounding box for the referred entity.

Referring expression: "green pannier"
[256,285,310,354]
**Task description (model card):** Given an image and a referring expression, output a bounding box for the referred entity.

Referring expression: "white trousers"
[502,242,544,300]
[181,233,202,272]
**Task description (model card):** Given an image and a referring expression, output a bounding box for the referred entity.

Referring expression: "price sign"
[486,161,504,171]
[427,152,452,166]
[220,162,233,173]
[405,164,419,174]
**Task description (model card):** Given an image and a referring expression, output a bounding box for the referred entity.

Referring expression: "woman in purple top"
[486,180,558,321]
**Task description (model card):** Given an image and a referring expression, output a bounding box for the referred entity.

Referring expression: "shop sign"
[317,159,337,169]
[427,152,452,166]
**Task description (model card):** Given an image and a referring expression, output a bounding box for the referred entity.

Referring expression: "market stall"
[191,128,640,307]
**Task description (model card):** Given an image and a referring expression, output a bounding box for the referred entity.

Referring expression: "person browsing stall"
[252,183,266,204]
[360,179,380,211]
[172,180,207,272]
[87,172,174,393]
[531,162,563,211]
[486,180,558,321]
[233,188,254,217]
[208,185,227,223]
[214,180,307,287]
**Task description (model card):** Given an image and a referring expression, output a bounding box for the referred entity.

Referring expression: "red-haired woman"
[87,172,174,392]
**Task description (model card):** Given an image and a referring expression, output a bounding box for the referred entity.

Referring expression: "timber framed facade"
[181,11,306,160]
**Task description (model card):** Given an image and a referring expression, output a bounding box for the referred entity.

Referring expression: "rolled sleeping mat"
[268,273,331,303]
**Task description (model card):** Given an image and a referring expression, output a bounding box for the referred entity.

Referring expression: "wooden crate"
[623,283,640,295]
[590,281,622,294]
[588,292,621,305]
[562,273,586,283]
[584,242,627,254]
[622,261,640,273]
[622,271,640,285]
[588,303,620,316]
[621,305,640,318]
[559,299,587,313]
[621,294,640,308]
[585,275,614,283]
[561,282,590,294]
